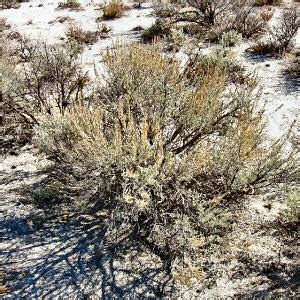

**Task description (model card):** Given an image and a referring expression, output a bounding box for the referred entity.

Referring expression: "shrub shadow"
[1,177,174,298]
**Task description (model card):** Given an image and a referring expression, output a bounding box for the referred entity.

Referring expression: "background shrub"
[5,39,89,123]
[250,7,299,55]
[230,4,268,38]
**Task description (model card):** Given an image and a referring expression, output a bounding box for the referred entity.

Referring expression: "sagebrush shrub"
[35,43,297,265]
[171,1,267,40]
[0,35,34,149]
[270,8,298,53]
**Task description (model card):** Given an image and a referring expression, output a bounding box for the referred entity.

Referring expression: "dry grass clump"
[101,0,126,20]
[34,43,297,265]
[66,24,111,45]
[250,8,298,55]
[57,0,83,11]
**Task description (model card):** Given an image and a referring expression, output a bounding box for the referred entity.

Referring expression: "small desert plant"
[97,23,113,35]
[280,187,300,227]
[249,40,280,55]
[101,0,126,20]
[35,43,297,265]
[66,24,109,45]
[57,0,83,11]
[167,27,185,51]
[184,48,245,84]
[220,30,242,47]
[141,19,171,43]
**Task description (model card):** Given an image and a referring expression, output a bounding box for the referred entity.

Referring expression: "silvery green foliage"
[35,44,297,265]
[220,30,242,47]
